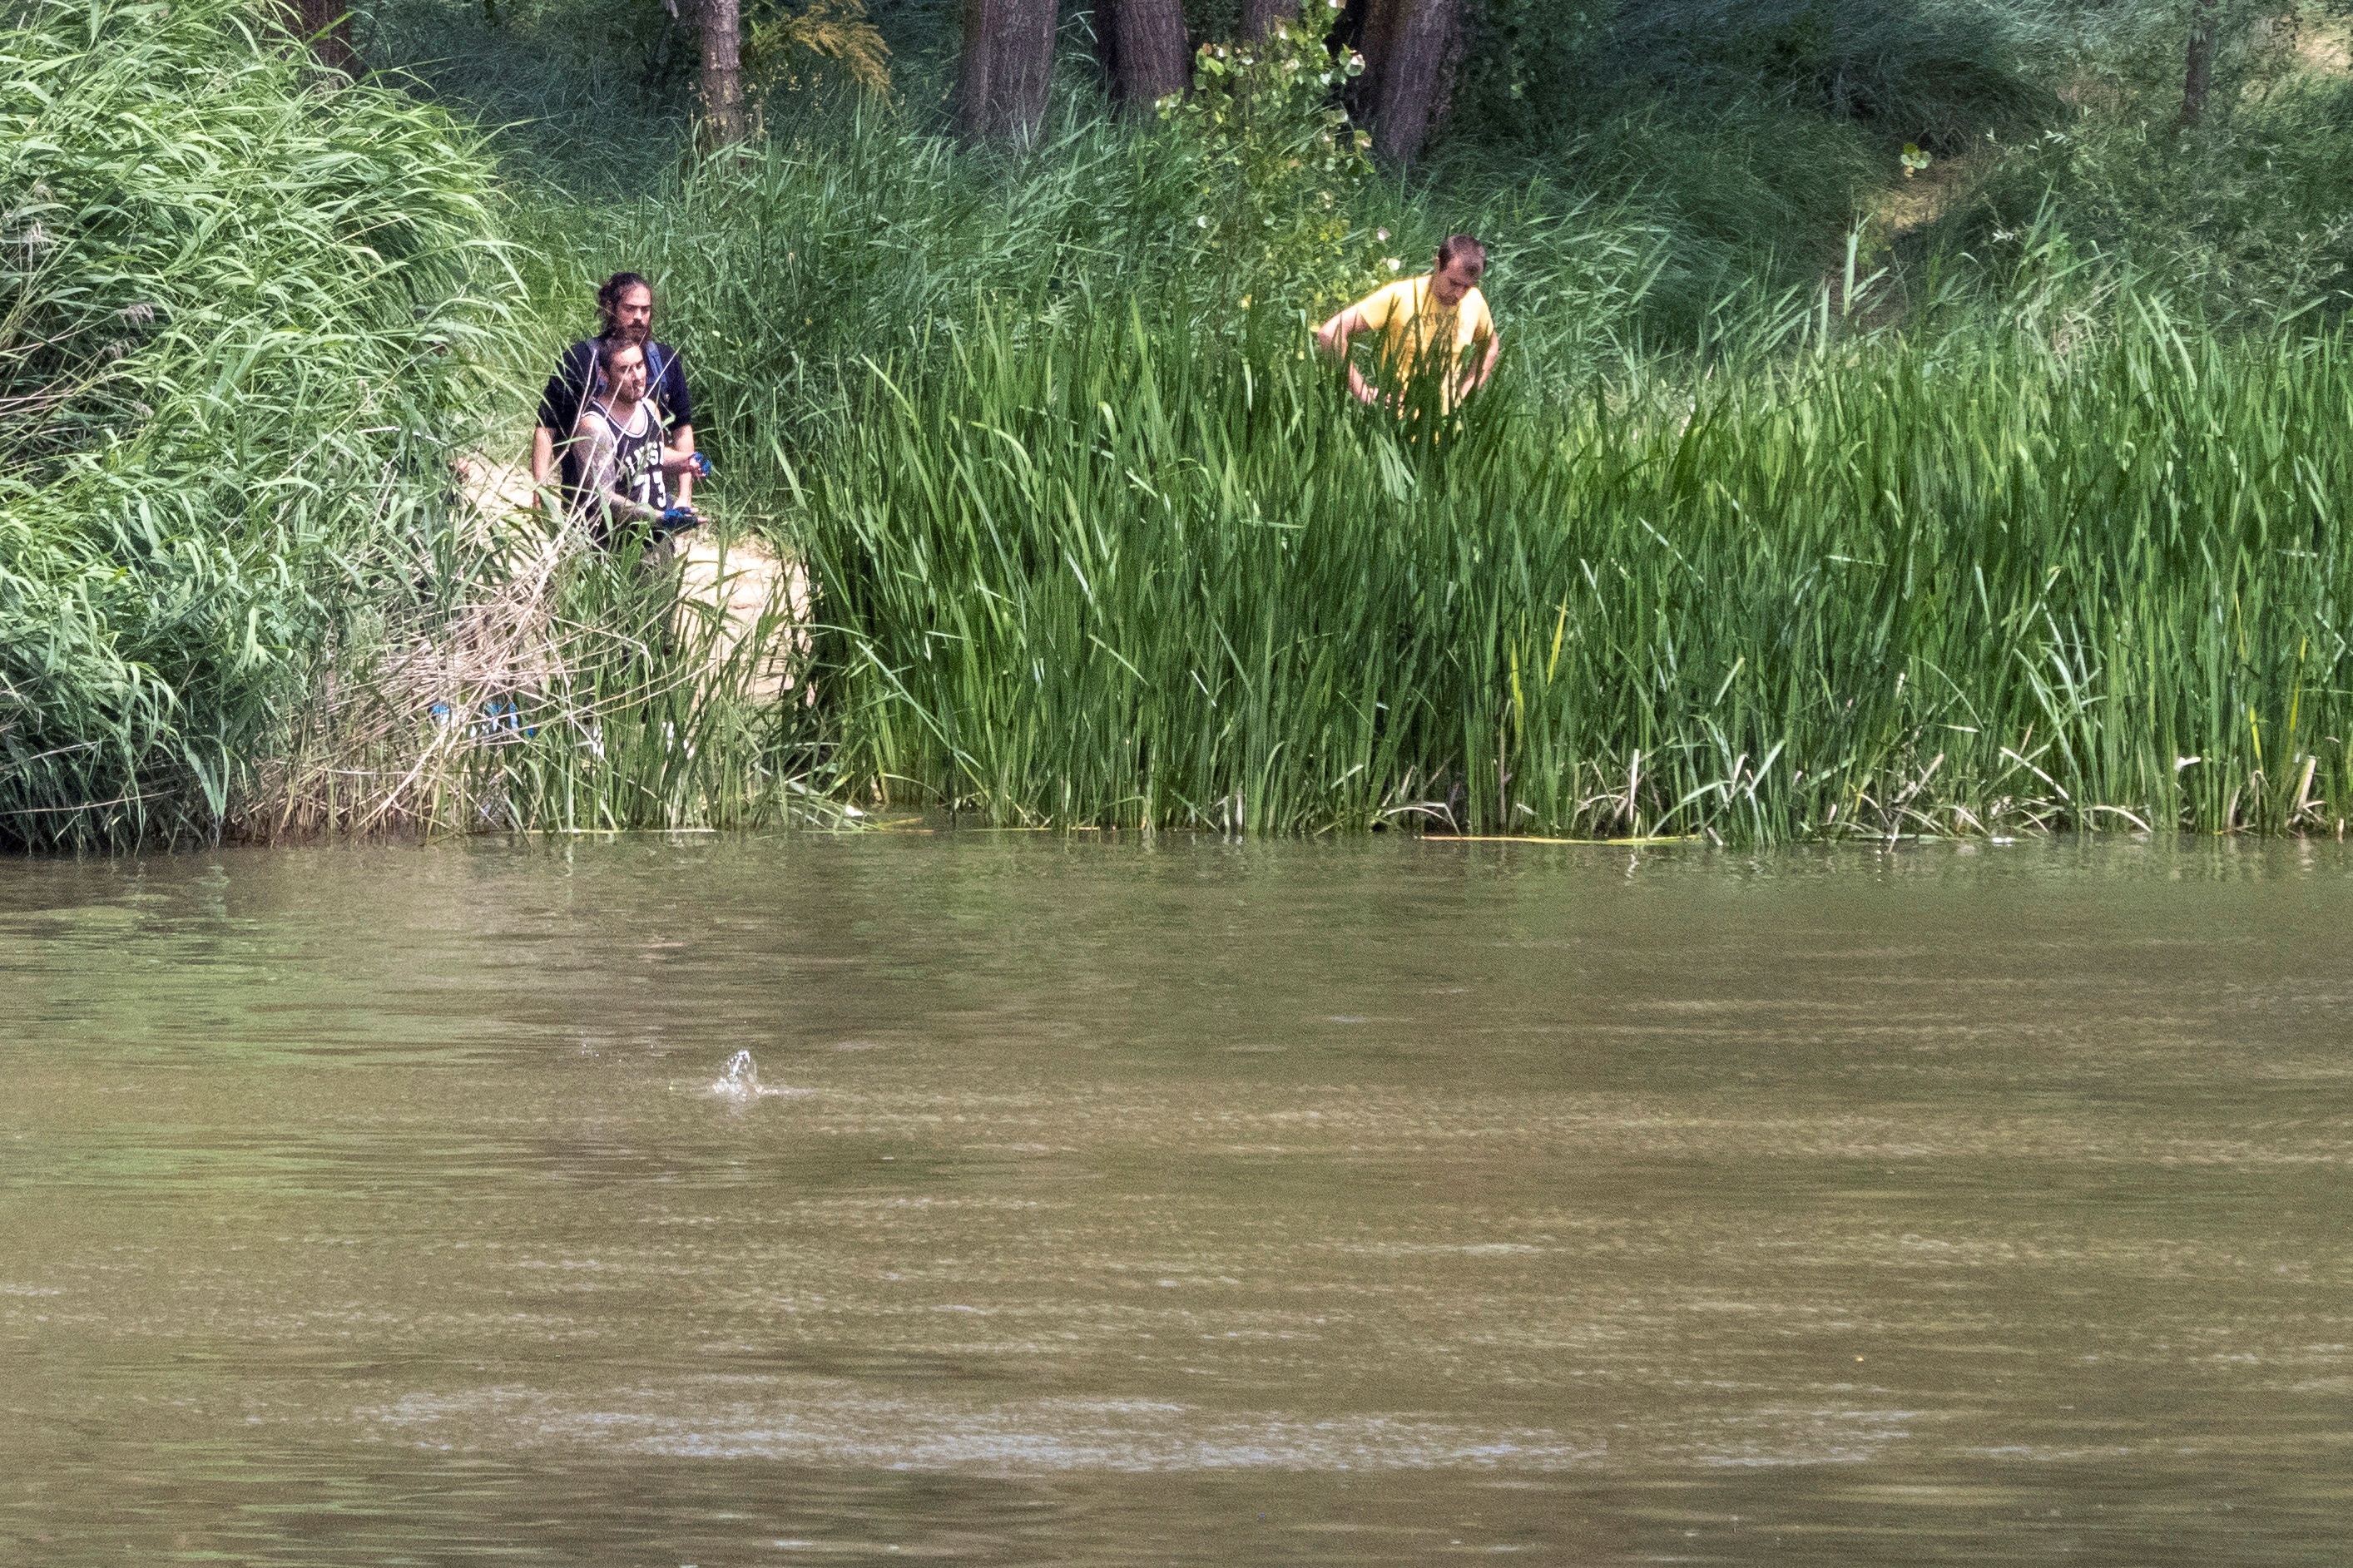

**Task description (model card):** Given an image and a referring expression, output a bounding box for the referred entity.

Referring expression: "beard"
[606,318,651,347]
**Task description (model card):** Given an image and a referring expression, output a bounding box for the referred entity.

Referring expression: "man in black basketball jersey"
[572,338,702,547]
[532,272,700,514]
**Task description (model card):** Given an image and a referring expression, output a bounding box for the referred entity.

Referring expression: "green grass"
[795,284,2353,839]
[253,516,826,838]
[2,0,522,848]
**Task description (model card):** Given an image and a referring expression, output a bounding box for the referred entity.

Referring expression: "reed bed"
[256,480,822,838]
[16,1,2353,847]
[797,293,2353,840]
[1,0,510,847]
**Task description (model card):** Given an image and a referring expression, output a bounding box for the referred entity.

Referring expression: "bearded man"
[530,271,699,513]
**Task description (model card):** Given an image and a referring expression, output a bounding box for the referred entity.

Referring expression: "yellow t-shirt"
[1355,275,1496,407]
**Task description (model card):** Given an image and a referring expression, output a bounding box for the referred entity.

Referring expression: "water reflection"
[3,834,2350,1563]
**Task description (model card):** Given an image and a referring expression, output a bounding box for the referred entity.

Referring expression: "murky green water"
[5,834,2350,1564]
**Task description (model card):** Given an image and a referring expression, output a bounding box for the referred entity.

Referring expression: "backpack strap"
[644,341,669,415]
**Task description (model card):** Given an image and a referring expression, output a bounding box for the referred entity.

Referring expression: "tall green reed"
[795,284,2353,840]
[22,0,2353,848]
[2,0,517,847]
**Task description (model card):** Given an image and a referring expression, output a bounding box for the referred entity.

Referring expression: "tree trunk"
[1104,0,1190,115]
[2179,0,2218,127]
[290,0,360,73]
[696,0,748,146]
[1359,0,1461,167]
[1242,0,1299,40]
[958,0,1058,146]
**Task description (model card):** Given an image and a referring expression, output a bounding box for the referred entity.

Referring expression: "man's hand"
[1459,331,1503,401]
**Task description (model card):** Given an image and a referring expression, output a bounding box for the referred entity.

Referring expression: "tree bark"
[958,0,1058,146]
[2179,0,2218,127]
[1103,0,1190,115]
[290,0,360,73]
[1242,0,1299,41]
[1358,0,1462,167]
[696,0,748,146]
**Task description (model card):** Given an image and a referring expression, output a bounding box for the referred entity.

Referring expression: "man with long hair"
[531,272,701,513]
[1315,235,1501,415]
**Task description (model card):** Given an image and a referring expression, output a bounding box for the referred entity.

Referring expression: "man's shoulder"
[1358,277,1414,319]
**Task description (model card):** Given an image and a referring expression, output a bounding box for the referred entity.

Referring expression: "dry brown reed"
[240,461,814,838]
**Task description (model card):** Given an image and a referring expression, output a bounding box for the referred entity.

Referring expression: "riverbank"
[10,0,2353,846]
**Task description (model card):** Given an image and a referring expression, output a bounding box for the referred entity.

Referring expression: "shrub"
[1,0,517,846]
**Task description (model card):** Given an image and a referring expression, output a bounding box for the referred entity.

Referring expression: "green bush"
[1,0,516,846]
[1160,3,1375,319]
[356,0,690,190]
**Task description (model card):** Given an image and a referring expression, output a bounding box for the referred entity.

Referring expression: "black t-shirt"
[537,337,693,492]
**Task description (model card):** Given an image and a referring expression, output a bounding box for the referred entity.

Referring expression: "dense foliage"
[10,0,2353,843]
[0,0,513,846]
[802,292,2353,837]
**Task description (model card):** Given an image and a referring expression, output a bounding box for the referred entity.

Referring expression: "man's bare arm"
[592,481,661,526]
[1315,305,1384,406]
[1463,330,1502,398]
[607,490,660,523]
[530,425,555,488]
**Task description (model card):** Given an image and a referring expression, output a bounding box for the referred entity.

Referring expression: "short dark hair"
[1435,235,1487,275]
[596,271,655,334]
[596,336,646,375]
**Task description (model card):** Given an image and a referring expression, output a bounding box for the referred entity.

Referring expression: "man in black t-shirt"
[531,271,696,511]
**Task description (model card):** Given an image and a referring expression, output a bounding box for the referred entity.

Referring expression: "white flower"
[1196,215,1209,228]
[1375,228,1389,241]
[1385,257,1400,270]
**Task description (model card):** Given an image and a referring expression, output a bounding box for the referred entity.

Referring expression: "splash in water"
[706,1050,801,1101]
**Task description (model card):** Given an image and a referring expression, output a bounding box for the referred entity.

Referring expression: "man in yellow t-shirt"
[1315,235,1501,413]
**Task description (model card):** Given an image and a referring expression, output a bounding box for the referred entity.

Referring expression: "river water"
[4,834,2349,1563]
